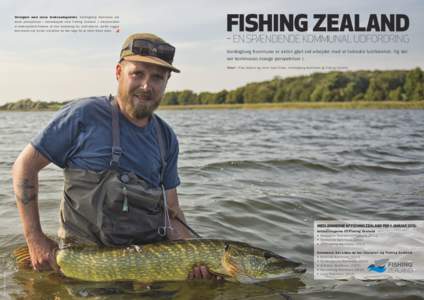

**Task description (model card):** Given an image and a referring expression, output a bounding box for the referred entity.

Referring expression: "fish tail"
[13,245,32,269]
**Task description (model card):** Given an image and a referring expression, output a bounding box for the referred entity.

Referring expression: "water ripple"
[1,109,424,299]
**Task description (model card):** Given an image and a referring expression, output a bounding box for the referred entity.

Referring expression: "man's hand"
[27,232,59,272]
[188,266,223,281]
[188,266,211,280]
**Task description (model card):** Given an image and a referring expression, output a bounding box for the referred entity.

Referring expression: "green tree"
[162,92,179,105]
[404,68,424,101]
[211,90,228,104]
[177,90,197,105]
[226,88,244,104]
[388,87,403,101]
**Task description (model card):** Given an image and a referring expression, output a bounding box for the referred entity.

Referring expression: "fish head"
[222,242,306,283]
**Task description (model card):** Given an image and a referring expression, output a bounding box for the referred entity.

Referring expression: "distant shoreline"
[159,101,424,110]
[2,68,423,110]
[1,101,423,111]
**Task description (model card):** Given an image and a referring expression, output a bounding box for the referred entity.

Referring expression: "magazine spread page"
[0,0,423,299]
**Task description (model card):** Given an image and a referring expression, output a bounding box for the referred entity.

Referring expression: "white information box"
[314,220,424,280]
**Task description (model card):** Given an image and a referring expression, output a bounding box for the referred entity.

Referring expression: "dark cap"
[120,33,180,73]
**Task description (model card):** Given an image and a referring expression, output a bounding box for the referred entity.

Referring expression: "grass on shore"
[1,101,423,112]
[159,101,424,110]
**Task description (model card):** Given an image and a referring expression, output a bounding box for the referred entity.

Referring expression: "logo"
[368,258,389,273]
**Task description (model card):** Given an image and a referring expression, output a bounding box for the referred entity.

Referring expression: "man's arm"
[166,188,192,240]
[12,144,59,271]
[166,188,216,280]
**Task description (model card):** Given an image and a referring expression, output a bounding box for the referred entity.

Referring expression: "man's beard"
[120,90,160,120]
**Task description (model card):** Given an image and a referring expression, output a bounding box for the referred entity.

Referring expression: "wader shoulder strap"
[153,115,201,238]
[152,115,171,237]
[109,96,166,181]
[110,95,122,169]
[153,114,202,239]
[153,115,167,185]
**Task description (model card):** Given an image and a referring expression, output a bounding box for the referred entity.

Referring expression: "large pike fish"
[14,239,305,284]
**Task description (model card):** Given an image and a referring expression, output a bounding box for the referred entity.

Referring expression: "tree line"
[0,99,67,111]
[1,68,423,110]
[162,68,423,105]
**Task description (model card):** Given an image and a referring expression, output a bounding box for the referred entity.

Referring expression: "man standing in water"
[12,33,213,280]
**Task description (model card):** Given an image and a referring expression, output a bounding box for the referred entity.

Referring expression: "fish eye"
[264,252,272,260]
[224,243,230,251]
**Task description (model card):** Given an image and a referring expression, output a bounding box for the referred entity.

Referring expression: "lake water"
[0,108,423,299]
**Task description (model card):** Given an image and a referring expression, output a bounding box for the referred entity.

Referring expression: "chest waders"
[58,97,172,246]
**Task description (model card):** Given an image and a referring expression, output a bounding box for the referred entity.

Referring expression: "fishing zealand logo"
[368,258,389,273]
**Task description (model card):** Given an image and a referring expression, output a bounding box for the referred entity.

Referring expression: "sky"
[0,0,423,104]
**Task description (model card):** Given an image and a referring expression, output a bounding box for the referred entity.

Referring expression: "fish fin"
[221,248,240,278]
[222,257,238,277]
[132,281,151,291]
[221,276,238,282]
[13,245,32,269]
[222,243,255,283]
[235,274,257,284]
[208,270,233,281]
